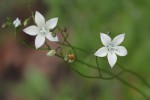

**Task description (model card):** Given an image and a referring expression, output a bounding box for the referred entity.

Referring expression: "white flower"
[13,18,21,28]
[94,33,127,68]
[23,11,58,49]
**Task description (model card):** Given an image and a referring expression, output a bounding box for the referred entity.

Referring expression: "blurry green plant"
[14,68,51,100]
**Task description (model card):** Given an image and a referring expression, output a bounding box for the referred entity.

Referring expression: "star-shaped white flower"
[94,33,127,68]
[23,11,58,49]
[13,18,21,28]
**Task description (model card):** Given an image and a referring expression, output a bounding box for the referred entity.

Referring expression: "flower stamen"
[40,27,47,35]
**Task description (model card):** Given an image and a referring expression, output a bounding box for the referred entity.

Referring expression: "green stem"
[72,67,100,79]
[117,63,150,89]
[95,56,102,77]
[76,59,150,100]
[45,42,51,50]
[76,58,124,80]
[59,38,150,91]
[57,42,89,53]
[45,40,122,80]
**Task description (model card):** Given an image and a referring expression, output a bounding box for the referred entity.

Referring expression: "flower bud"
[64,53,75,63]
[68,54,75,63]
[61,27,67,32]
[23,19,29,26]
[47,50,56,56]
[107,32,111,36]
[2,22,10,28]
[13,18,21,28]
[64,56,68,61]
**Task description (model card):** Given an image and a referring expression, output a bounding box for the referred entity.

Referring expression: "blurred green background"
[0,0,150,100]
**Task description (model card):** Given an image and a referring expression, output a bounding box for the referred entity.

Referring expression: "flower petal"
[100,33,111,46]
[94,47,108,57]
[23,25,39,36]
[35,34,45,49]
[35,11,45,27]
[112,33,125,46]
[115,46,127,56]
[107,52,117,68]
[46,32,59,42]
[46,17,58,29]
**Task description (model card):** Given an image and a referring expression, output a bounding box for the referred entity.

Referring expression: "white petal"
[112,33,125,46]
[100,33,111,46]
[94,47,108,57]
[46,32,59,42]
[35,34,45,49]
[107,52,117,68]
[23,25,39,36]
[35,11,45,27]
[46,17,58,29]
[115,46,127,56]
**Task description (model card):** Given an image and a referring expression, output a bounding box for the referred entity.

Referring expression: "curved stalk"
[117,62,150,89]
[75,59,150,100]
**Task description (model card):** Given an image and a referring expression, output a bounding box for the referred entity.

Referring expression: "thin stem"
[95,56,102,77]
[56,51,148,99]
[75,59,150,99]
[60,55,114,80]
[115,75,149,100]
[76,59,125,80]
[54,51,150,99]
[58,27,74,51]
[117,63,150,89]
[57,27,69,44]
[59,38,150,92]
[15,29,48,50]
[45,42,51,50]
[57,42,88,53]
[95,57,125,80]
[28,4,34,21]
[72,67,100,79]
[57,28,79,61]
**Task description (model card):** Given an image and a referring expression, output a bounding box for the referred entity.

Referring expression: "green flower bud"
[2,22,10,28]
[61,27,67,32]
[47,50,56,56]
[23,19,29,26]
[64,56,68,61]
